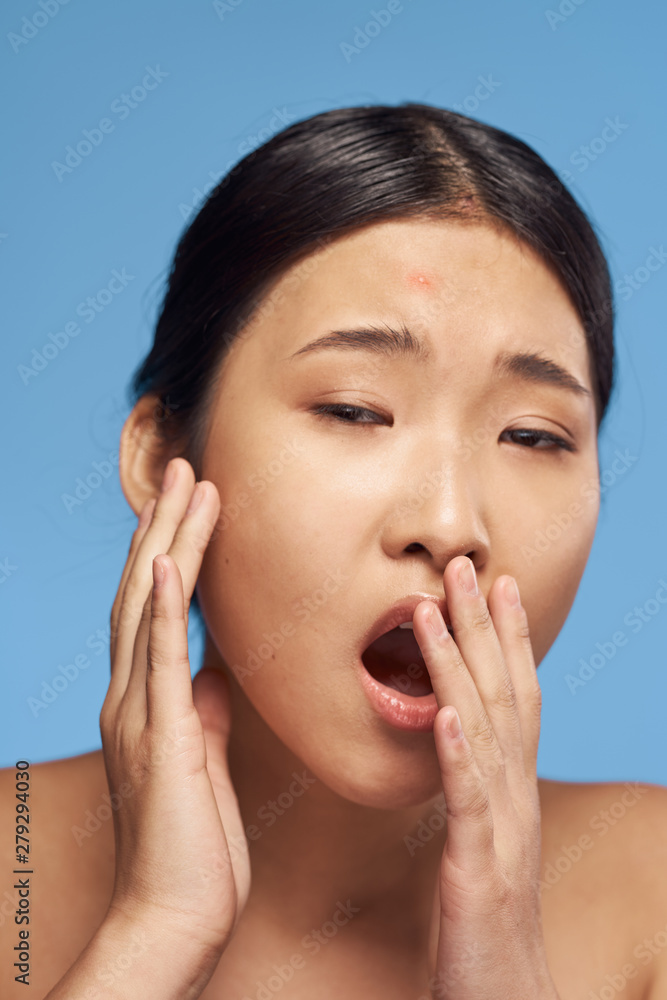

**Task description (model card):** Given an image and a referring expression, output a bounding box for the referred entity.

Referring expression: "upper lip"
[359,592,452,656]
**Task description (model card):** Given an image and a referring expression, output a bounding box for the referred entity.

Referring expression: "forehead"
[290,218,570,314]
[234,217,591,383]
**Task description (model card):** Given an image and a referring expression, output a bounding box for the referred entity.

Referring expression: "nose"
[380,452,490,577]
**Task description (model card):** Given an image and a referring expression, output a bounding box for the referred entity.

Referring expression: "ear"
[119,392,179,516]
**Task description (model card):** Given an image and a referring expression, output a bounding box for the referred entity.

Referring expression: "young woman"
[2,103,666,1000]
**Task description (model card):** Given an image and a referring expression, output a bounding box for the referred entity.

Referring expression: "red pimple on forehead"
[406,273,433,290]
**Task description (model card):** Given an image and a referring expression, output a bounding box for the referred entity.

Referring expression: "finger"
[192,667,251,913]
[109,457,196,704]
[109,496,156,664]
[159,480,221,617]
[488,576,542,783]
[433,705,495,877]
[144,554,198,730]
[443,557,523,768]
[413,600,507,796]
[123,480,219,710]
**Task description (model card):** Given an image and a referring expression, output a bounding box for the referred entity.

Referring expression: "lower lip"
[356,657,439,732]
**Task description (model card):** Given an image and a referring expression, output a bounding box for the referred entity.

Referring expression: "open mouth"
[361,623,440,697]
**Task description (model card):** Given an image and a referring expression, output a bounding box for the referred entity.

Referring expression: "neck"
[201,634,447,955]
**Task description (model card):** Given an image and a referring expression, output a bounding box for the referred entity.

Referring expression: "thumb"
[192,666,232,776]
[192,665,251,916]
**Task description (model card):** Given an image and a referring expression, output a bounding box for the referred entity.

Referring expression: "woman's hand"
[100,457,250,961]
[414,555,560,1000]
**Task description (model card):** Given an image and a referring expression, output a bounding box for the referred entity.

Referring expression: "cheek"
[518,489,599,665]
[196,452,358,673]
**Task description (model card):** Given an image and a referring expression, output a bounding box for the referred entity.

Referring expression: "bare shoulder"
[538,776,667,998]
[0,749,112,858]
[0,751,115,996]
[538,774,667,874]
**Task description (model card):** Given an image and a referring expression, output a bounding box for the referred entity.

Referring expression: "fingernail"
[504,577,521,608]
[152,556,166,589]
[161,460,176,492]
[458,559,478,595]
[185,483,203,514]
[446,708,462,739]
[428,603,447,638]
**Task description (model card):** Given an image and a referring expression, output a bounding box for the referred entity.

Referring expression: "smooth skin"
[2,218,667,999]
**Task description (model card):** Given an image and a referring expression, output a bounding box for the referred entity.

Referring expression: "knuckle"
[491,869,514,909]
[148,598,178,625]
[463,783,491,822]
[467,715,497,752]
[479,752,506,781]
[147,642,189,675]
[462,605,494,636]
[116,713,144,765]
[103,705,129,757]
[515,615,532,643]
[489,677,517,713]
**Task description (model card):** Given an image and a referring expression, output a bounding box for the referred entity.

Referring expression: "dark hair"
[131,104,615,460]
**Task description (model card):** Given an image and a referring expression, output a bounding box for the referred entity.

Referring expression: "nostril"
[404,542,425,553]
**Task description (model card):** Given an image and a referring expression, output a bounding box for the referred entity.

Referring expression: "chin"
[285,724,446,811]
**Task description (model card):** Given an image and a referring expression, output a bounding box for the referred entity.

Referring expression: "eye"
[312,405,575,451]
[312,403,388,425]
[501,428,575,452]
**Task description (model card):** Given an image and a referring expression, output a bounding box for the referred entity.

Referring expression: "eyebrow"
[284,322,592,400]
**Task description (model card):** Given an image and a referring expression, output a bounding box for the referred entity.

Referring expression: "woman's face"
[195,218,600,807]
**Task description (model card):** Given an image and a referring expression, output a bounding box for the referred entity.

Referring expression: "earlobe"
[119,393,175,516]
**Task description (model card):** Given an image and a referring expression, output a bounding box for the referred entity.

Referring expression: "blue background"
[2,0,665,782]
